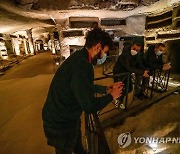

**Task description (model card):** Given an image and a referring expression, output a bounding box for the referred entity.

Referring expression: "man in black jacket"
[113,41,149,108]
[42,28,123,154]
[143,43,171,72]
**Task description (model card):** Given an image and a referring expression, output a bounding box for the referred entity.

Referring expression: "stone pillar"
[0,40,8,59]
[11,37,20,56]
[57,25,70,59]
[26,29,35,55]
[23,37,28,55]
[49,32,56,54]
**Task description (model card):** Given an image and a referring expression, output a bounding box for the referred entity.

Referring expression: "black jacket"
[113,46,144,76]
[42,47,113,130]
[143,45,164,70]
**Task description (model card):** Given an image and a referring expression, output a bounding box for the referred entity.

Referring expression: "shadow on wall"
[167,39,180,74]
[32,0,70,10]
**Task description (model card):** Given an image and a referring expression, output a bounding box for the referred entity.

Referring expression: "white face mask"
[131,49,138,56]
[97,53,107,65]
[156,51,163,56]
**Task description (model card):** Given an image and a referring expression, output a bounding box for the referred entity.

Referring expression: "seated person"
[113,40,149,108]
[143,43,171,72]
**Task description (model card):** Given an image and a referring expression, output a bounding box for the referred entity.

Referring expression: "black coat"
[113,46,145,76]
[113,46,145,93]
[42,47,113,130]
[143,45,164,71]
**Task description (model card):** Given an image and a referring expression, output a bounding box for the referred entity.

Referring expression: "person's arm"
[121,54,144,75]
[158,55,164,65]
[71,64,113,114]
[94,85,107,94]
[136,53,148,70]
[148,54,163,70]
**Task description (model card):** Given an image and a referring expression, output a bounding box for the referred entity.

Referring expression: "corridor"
[0,52,55,154]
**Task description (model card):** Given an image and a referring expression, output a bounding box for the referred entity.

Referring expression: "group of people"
[42,28,171,154]
[113,40,171,108]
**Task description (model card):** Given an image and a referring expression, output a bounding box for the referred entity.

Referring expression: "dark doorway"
[167,39,180,74]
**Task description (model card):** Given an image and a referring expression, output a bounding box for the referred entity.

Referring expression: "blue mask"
[97,53,107,65]
[156,51,163,56]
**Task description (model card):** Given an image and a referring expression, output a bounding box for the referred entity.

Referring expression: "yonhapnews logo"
[117,132,132,148]
[117,132,180,149]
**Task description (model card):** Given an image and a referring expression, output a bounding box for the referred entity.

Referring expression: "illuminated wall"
[23,38,28,54]
[0,41,8,59]
[11,38,21,55]
[60,36,85,59]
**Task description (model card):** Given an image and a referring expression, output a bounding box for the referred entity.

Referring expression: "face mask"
[131,49,138,56]
[156,51,163,56]
[97,53,107,65]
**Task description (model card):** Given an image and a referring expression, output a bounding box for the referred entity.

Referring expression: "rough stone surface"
[12,0,161,10]
[15,0,37,5]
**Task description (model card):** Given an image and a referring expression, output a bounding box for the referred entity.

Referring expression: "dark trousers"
[114,73,132,103]
[55,124,86,154]
[135,74,149,95]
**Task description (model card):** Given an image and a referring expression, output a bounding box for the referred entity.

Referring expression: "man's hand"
[106,82,123,93]
[163,64,171,71]
[143,70,149,78]
[108,82,124,100]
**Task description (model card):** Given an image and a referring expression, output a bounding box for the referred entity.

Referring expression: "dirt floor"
[105,94,180,154]
[0,51,55,154]
[94,66,180,154]
[0,51,179,154]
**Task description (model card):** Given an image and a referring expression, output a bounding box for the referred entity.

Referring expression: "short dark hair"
[155,43,166,48]
[132,38,144,47]
[85,28,113,50]
[91,22,99,29]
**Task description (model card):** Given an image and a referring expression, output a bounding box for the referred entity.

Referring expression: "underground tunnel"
[0,0,180,154]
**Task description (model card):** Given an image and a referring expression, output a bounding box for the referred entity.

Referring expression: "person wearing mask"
[42,28,123,154]
[143,43,171,72]
[113,40,149,108]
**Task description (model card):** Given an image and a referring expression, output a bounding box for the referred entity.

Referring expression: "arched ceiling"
[0,0,179,36]
[14,0,160,10]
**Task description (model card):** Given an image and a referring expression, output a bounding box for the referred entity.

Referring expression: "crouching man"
[113,40,149,109]
[143,43,171,72]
